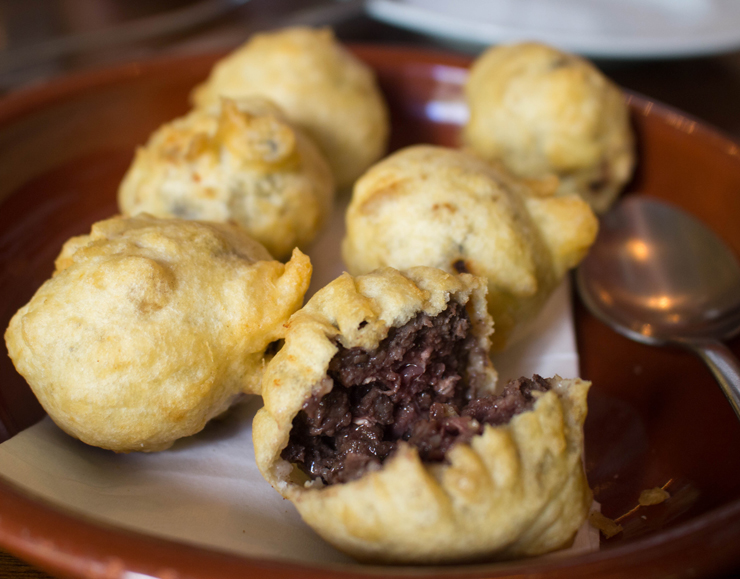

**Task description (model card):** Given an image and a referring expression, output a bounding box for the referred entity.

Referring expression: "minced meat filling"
[281,302,550,485]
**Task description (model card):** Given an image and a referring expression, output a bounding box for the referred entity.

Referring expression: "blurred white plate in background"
[366,0,740,58]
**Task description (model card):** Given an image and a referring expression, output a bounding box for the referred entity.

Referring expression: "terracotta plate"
[1,45,739,579]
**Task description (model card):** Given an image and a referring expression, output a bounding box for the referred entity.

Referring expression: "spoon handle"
[690,339,740,420]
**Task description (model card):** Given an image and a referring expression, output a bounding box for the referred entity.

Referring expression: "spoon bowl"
[576,196,740,418]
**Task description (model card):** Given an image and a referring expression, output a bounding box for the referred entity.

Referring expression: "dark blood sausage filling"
[281,302,551,485]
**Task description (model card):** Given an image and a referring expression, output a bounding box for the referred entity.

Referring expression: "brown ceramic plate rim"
[1,45,740,579]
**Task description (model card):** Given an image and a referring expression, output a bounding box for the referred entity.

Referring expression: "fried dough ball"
[192,27,389,189]
[342,145,598,350]
[5,215,312,452]
[118,97,334,260]
[463,42,635,214]
[253,267,592,564]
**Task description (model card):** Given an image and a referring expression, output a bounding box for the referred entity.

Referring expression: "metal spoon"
[576,196,740,419]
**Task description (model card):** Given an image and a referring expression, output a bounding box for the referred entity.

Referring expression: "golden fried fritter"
[342,145,598,349]
[5,215,312,452]
[118,97,334,260]
[192,27,389,189]
[464,42,634,213]
[253,267,591,563]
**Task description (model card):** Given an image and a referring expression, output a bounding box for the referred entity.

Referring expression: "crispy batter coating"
[5,215,312,452]
[463,42,635,214]
[118,97,334,260]
[192,27,389,189]
[342,145,598,350]
[253,267,591,563]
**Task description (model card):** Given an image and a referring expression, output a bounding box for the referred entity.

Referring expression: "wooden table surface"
[0,550,49,579]
[2,2,740,578]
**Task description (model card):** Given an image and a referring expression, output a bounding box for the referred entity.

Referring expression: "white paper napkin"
[0,200,598,566]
